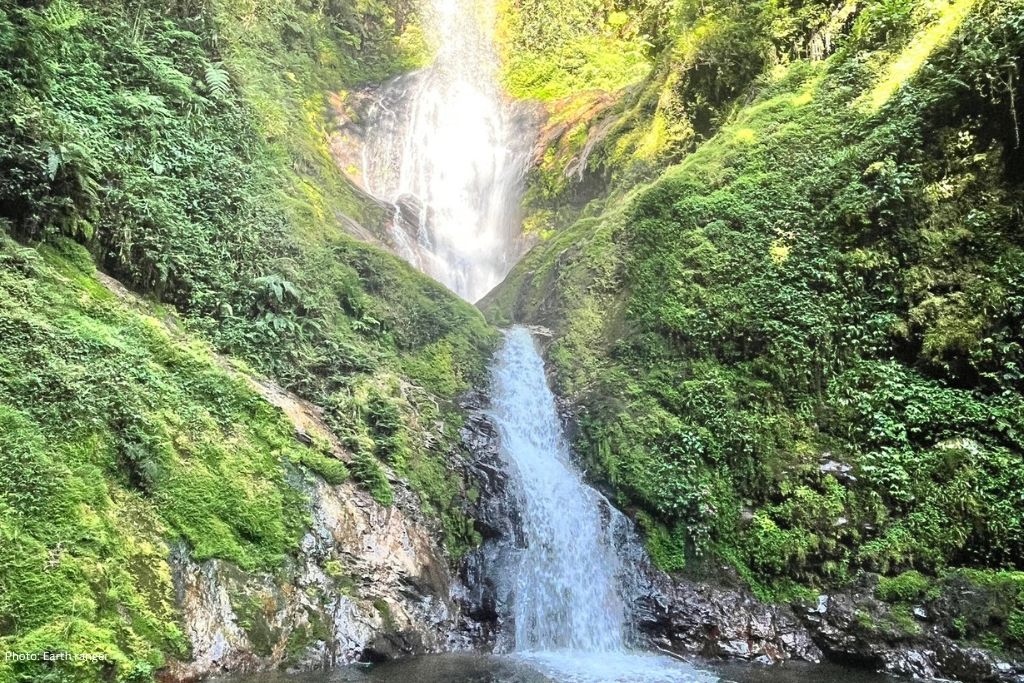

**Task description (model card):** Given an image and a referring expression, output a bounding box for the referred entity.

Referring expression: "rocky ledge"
[798,578,1024,682]
[159,475,461,682]
[155,380,512,682]
[638,575,822,665]
[636,567,1024,682]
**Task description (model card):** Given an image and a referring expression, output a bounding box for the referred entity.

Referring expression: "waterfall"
[490,326,629,652]
[356,2,710,681]
[488,328,713,682]
[360,0,536,302]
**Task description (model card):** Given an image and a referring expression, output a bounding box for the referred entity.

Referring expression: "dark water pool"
[214,652,897,683]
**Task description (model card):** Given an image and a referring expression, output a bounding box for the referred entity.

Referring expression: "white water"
[490,327,627,652]
[360,0,535,302]
[359,2,711,680]
[489,328,713,682]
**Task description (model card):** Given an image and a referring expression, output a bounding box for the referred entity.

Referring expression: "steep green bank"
[0,235,305,681]
[488,0,1024,653]
[1,0,495,680]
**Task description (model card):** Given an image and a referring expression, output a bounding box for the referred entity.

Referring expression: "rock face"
[637,575,822,665]
[451,389,522,652]
[797,581,1024,682]
[161,476,460,681]
[156,378,514,682]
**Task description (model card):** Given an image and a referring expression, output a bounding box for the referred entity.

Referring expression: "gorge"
[1,0,1023,682]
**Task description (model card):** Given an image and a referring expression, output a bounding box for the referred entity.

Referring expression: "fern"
[140,54,196,102]
[41,0,86,33]
[204,63,231,99]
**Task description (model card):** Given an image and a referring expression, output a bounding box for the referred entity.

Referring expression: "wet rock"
[879,648,940,679]
[451,387,521,651]
[637,574,823,665]
[162,475,460,681]
[819,456,857,485]
[795,581,1024,682]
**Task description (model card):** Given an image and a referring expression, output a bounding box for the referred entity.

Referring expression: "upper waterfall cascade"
[360,0,536,302]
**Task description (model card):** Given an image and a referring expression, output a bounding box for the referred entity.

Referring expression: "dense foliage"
[1,0,495,680]
[488,0,1024,650]
[4,0,1024,676]
[0,235,308,681]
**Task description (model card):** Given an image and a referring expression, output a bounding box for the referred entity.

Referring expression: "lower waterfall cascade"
[486,327,714,682]
[489,327,629,653]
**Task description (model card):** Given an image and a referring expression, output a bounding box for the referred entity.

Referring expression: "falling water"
[488,328,713,682]
[360,0,536,302]
[358,1,710,680]
[490,327,628,652]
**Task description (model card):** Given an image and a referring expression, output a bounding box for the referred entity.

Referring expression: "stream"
[220,654,896,683]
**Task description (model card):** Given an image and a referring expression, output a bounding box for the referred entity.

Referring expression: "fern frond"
[204,63,231,98]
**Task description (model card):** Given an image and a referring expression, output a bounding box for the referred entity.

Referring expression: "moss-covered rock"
[0,0,499,678]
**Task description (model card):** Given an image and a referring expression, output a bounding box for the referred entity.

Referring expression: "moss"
[351,450,394,507]
[0,236,339,678]
[877,570,932,603]
[1008,609,1024,646]
[487,0,1024,610]
[0,229,483,680]
[230,593,280,658]
[938,569,1024,650]
[295,450,350,486]
[282,608,331,665]
[372,599,396,632]
[636,511,687,573]
[496,0,651,101]
[855,609,877,631]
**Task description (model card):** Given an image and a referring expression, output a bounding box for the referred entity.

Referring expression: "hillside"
[486,0,1024,653]
[0,1,495,680]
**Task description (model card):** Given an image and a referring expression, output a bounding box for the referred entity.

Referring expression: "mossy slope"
[0,236,310,681]
[487,0,1024,649]
[0,0,498,680]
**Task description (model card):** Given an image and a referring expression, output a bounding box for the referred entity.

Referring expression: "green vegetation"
[3,0,1024,675]
[497,0,653,101]
[871,569,1024,649]
[876,570,931,602]
[487,0,1024,650]
[1,0,497,680]
[503,0,892,244]
[0,234,304,681]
